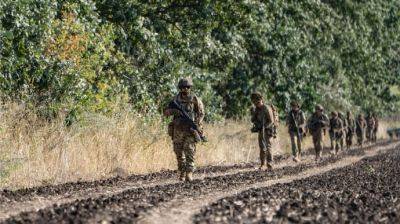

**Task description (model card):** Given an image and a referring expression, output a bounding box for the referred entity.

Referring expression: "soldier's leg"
[289,132,297,158]
[258,134,267,168]
[183,143,196,173]
[335,138,340,153]
[346,132,352,149]
[360,133,364,146]
[183,138,196,181]
[264,136,273,168]
[297,134,302,158]
[329,132,335,153]
[173,142,185,180]
[340,133,344,151]
[312,134,322,160]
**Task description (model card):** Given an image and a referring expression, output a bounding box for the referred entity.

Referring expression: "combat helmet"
[178,78,193,88]
[315,104,324,111]
[290,101,300,107]
[250,92,263,103]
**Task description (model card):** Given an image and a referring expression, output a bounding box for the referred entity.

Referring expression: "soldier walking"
[250,92,275,170]
[366,113,375,143]
[164,78,204,181]
[372,113,379,142]
[286,101,306,162]
[307,105,329,161]
[356,114,367,147]
[346,111,356,149]
[329,111,343,154]
[338,112,347,150]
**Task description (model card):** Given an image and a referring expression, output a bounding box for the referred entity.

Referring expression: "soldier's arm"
[264,105,273,126]
[194,96,205,125]
[299,111,306,127]
[322,115,330,127]
[285,112,290,125]
[250,107,257,123]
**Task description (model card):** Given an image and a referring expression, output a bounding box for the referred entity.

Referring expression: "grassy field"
[0,103,398,189]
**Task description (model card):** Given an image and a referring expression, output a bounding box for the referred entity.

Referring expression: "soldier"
[286,101,306,162]
[366,113,375,143]
[250,92,275,170]
[372,113,379,142]
[338,112,347,151]
[329,111,343,155]
[356,114,367,147]
[164,78,204,181]
[346,111,356,149]
[307,105,329,161]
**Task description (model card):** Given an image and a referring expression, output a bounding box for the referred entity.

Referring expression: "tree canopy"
[1,0,399,121]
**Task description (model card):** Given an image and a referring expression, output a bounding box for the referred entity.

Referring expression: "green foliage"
[1,0,399,121]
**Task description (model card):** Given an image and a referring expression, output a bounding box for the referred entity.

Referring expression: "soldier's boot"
[259,158,266,170]
[266,163,273,170]
[258,164,266,170]
[293,153,300,162]
[179,171,185,181]
[185,172,193,182]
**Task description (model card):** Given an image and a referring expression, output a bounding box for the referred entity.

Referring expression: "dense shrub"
[1,0,399,121]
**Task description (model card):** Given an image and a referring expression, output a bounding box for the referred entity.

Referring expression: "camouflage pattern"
[338,112,347,150]
[167,92,204,174]
[178,78,193,88]
[356,115,367,146]
[251,104,274,167]
[346,112,356,149]
[372,114,379,142]
[307,109,329,160]
[329,113,344,154]
[286,108,306,158]
[366,114,375,143]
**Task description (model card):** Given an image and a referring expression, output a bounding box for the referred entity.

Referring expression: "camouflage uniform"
[338,112,347,150]
[286,102,306,161]
[356,114,367,147]
[372,114,379,142]
[307,105,329,160]
[346,112,356,149]
[250,92,274,169]
[165,78,204,181]
[366,114,375,143]
[329,112,343,154]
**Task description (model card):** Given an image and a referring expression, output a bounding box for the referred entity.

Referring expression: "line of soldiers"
[163,79,380,181]
[252,93,379,165]
[250,92,379,169]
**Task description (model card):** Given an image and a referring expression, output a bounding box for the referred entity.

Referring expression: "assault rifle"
[168,100,207,142]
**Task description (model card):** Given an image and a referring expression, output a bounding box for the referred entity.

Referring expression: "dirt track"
[0,140,399,223]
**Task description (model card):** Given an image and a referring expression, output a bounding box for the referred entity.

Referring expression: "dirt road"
[0,140,398,223]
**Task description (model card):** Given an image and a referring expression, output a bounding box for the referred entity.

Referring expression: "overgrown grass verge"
[0,103,397,189]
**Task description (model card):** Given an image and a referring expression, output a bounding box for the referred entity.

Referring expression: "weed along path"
[0,140,398,223]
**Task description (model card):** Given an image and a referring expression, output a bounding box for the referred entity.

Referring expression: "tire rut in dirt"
[193,143,400,223]
[4,141,392,223]
[0,153,295,203]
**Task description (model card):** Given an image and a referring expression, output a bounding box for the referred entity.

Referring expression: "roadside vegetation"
[1,0,400,188]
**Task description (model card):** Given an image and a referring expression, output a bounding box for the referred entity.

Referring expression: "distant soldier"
[356,114,367,147]
[366,113,375,143]
[372,113,379,142]
[338,112,347,151]
[329,111,343,154]
[164,78,205,181]
[307,105,329,161]
[286,101,306,162]
[346,111,356,149]
[250,92,275,170]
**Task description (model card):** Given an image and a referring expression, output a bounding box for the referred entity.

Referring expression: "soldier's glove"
[169,109,182,116]
[250,126,259,133]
